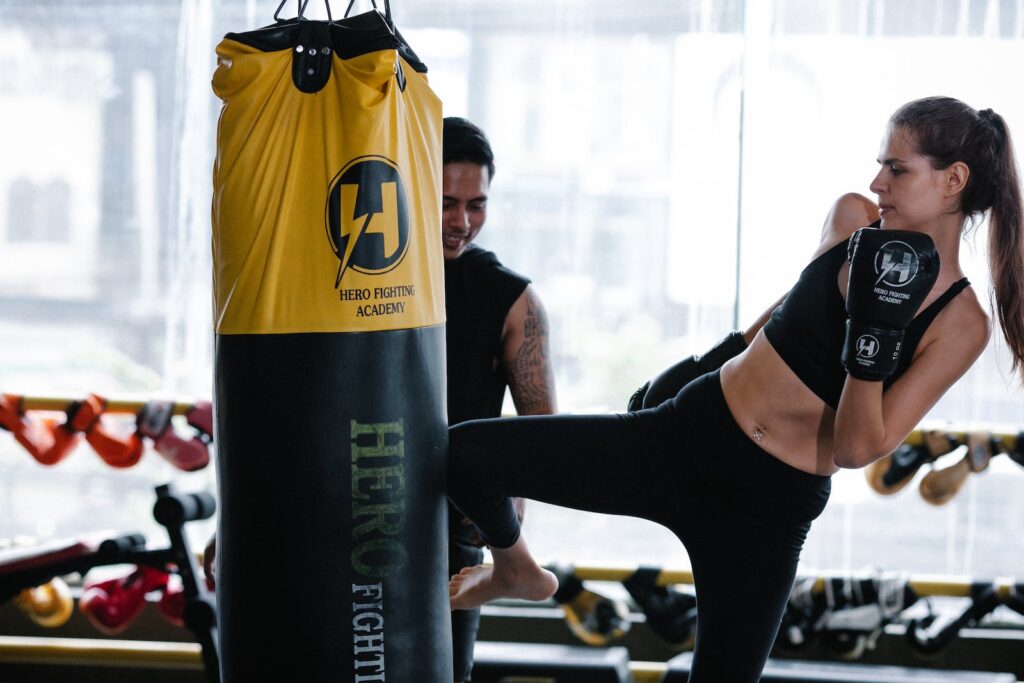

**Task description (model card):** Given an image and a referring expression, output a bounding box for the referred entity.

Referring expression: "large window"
[1,0,1022,576]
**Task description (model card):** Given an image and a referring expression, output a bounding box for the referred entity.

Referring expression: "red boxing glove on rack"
[82,394,144,468]
[79,565,170,634]
[0,394,104,466]
[185,400,213,439]
[157,577,185,627]
[1,393,66,465]
[136,400,211,471]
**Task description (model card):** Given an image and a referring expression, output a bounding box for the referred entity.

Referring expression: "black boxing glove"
[628,330,747,410]
[842,228,939,381]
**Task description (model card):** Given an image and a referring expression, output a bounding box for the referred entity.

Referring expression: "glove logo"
[326,156,411,288]
[873,241,919,288]
[856,334,879,359]
[893,446,919,467]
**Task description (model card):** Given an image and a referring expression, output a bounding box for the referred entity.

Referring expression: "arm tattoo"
[507,294,556,415]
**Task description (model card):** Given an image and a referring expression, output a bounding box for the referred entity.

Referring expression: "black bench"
[664,652,1017,682]
[472,641,633,682]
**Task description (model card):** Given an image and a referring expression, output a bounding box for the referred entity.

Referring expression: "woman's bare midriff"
[720,330,841,476]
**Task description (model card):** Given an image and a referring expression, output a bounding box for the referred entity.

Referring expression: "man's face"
[441,162,489,260]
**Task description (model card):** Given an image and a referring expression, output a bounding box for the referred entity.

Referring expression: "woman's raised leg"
[447,403,691,608]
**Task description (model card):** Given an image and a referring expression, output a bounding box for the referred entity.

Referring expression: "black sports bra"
[763,230,969,409]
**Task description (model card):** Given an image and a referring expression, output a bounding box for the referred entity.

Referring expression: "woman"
[447,96,1024,681]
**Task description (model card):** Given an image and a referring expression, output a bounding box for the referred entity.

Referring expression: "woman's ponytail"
[983,111,1024,380]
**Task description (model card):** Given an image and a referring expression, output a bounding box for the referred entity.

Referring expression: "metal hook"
[275,0,333,23]
[344,0,392,25]
[273,0,291,22]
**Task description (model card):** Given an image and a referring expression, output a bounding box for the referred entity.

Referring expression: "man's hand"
[511,496,526,524]
[203,533,217,590]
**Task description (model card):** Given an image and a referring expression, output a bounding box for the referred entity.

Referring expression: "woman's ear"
[945,161,970,197]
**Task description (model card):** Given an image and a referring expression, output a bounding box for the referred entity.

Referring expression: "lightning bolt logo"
[336,212,373,288]
[326,156,410,287]
[874,241,917,288]
[875,261,897,286]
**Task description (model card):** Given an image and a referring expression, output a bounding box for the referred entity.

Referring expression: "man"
[205,117,555,682]
[440,116,558,683]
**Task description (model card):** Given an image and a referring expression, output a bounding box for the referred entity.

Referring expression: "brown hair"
[890,96,1024,379]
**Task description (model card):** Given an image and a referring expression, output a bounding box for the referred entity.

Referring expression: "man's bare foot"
[449,536,557,610]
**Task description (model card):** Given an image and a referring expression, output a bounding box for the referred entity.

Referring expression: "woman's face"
[869,126,955,231]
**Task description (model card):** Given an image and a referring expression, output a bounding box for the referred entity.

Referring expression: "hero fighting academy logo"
[855,334,881,359]
[873,239,920,288]
[326,155,411,288]
[856,239,921,360]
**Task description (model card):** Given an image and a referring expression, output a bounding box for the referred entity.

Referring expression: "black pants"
[448,370,831,682]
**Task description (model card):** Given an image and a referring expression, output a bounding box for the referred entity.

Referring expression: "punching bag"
[211,3,449,681]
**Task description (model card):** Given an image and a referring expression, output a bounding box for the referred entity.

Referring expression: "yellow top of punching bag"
[211,20,443,335]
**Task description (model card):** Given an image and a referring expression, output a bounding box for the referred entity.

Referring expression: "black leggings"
[448,370,831,682]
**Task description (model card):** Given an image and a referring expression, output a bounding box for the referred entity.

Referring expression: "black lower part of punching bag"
[215,327,451,682]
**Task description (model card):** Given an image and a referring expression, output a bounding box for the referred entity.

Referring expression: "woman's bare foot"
[449,535,557,610]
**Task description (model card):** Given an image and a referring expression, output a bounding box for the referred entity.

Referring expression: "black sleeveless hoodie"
[444,244,531,426]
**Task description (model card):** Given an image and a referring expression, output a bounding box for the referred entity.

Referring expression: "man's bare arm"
[502,286,558,416]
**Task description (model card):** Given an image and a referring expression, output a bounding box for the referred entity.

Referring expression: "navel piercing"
[753,426,765,441]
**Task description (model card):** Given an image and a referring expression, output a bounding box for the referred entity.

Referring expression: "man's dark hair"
[443,117,495,182]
